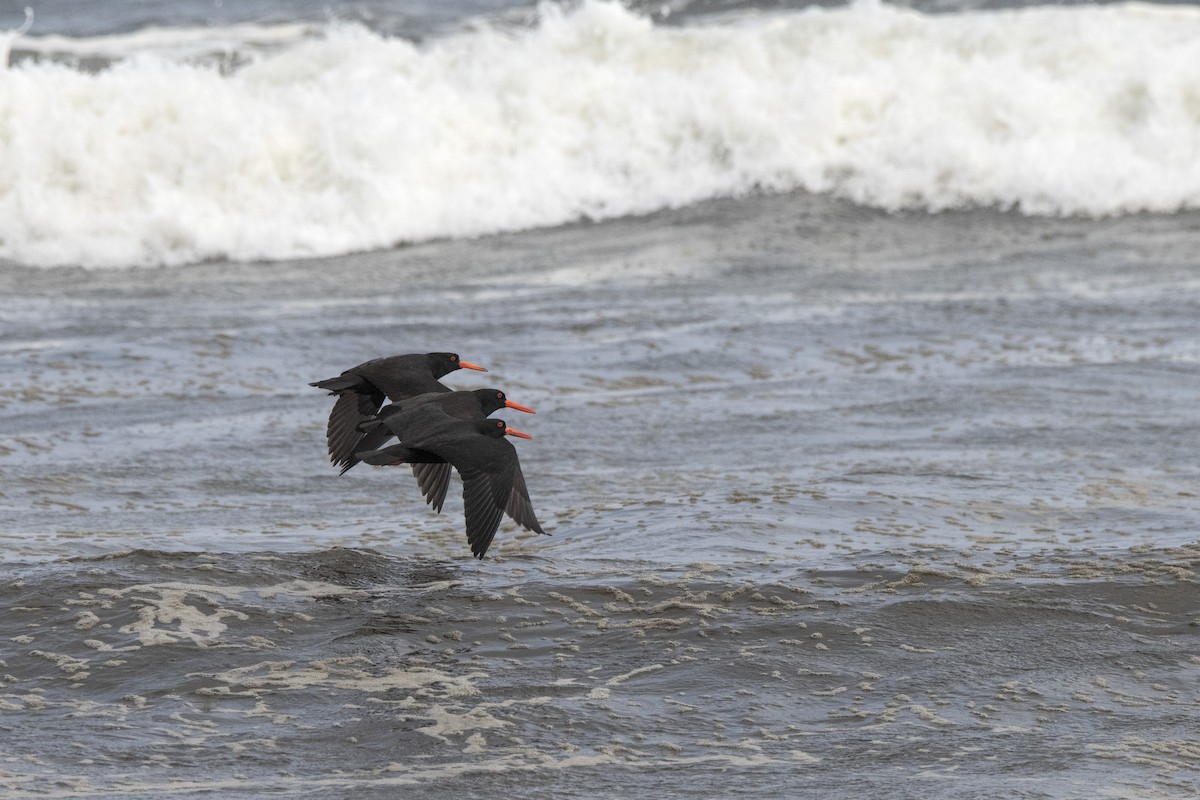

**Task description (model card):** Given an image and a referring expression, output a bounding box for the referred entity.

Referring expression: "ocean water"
[7,0,1200,266]
[2,1,1200,798]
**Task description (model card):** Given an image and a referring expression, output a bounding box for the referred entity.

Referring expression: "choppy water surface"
[2,194,1199,796]
[3,545,1199,799]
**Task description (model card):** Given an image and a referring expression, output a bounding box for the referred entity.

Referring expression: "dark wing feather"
[411,462,453,513]
[504,461,545,535]
[326,390,384,468]
[459,466,511,559]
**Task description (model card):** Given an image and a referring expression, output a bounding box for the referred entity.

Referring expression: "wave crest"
[4,1,1200,267]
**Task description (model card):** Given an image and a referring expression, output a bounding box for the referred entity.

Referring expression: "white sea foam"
[4,0,1200,268]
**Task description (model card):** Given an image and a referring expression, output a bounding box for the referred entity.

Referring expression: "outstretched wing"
[326,389,384,469]
[412,462,453,513]
[505,461,545,535]
[459,464,513,559]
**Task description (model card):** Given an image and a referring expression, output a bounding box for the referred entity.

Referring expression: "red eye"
[497,392,503,399]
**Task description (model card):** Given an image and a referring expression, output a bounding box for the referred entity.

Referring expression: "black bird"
[310,352,486,471]
[357,405,546,559]
[348,389,537,518]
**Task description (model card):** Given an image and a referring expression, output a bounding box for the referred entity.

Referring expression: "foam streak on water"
[1,547,1198,799]
[4,1,1200,267]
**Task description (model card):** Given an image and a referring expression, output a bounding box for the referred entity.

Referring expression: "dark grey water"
[9,0,1104,38]
[2,192,1199,796]
[9,0,526,39]
[3,545,1198,799]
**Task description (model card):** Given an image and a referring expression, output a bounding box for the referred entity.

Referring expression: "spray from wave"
[3,0,1200,268]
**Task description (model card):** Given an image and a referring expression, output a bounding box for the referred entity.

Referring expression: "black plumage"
[310,352,486,471]
[357,404,545,559]
[348,389,536,514]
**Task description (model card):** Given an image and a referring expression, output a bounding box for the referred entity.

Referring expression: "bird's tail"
[355,445,414,467]
[310,375,360,393]
[339,424,398,474]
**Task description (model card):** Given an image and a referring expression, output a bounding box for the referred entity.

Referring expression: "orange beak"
[504,427,533,440]
[504,399,536,414]
[458,360,487,372]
